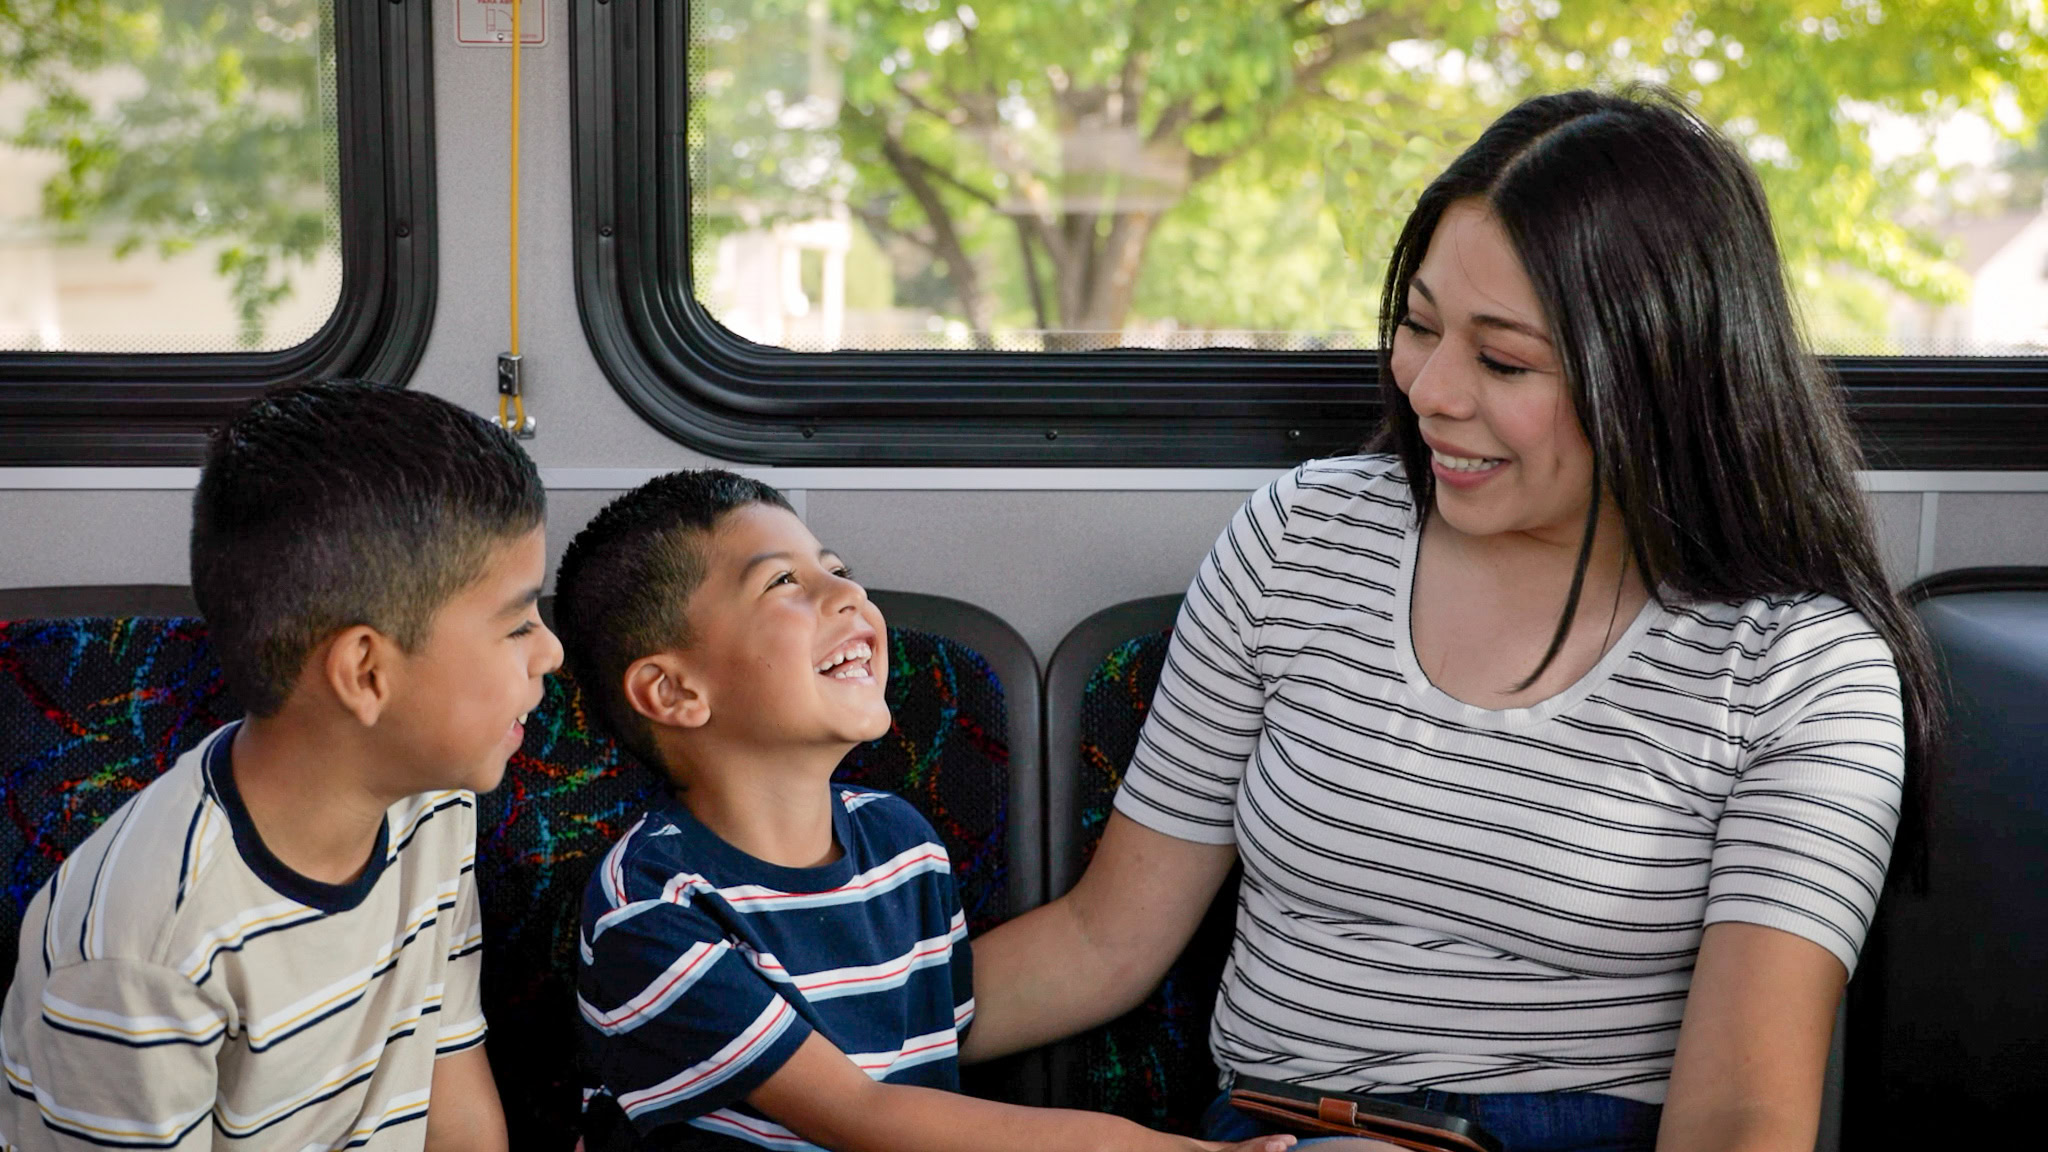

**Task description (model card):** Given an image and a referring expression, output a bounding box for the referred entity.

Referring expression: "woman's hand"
[961,813,1238,1061]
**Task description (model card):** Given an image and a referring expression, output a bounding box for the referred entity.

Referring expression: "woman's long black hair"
[1372,88,1941,887]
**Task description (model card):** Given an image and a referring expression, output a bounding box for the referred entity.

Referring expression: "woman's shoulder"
[1260,452,1415,528]
[1657,589,1900,689]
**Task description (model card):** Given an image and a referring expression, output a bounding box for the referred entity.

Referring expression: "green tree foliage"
[694,0,2048,351]
[2,0,335,346]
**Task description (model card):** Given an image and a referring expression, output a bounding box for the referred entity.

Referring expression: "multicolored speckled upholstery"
[839,628,1014,934]
[1064,627,1238,1134]
[0,617,241,989]
[0,613,1017,1151]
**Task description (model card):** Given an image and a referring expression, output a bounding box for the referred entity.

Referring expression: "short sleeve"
[14,958,229,1150]
[1112,470,1295,844]
[1704,602,1907,975]
[579,903,813,1135]
[436,841,487,1057]
[942,866,975,1038]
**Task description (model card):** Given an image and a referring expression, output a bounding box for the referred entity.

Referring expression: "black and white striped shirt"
[1114,456,1904,1104]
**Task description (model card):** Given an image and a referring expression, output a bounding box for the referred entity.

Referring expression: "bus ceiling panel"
[0,0,437,466]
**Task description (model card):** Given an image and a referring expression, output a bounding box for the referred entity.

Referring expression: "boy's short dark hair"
[191,380,546,716]
[552,469,795,765]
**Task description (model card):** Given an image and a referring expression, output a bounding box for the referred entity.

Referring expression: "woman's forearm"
[963,814,1239,1062]
[961,896,1157,1061]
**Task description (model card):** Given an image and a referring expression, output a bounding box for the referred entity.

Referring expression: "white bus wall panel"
[3,486,2034,663]
[1869,491,1920,588]
[1930,494,2048,573]
[0,491,193,588]
[415,11,690,469]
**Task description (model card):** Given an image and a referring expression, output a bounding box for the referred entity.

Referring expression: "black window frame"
[0,0,437,466]
[574,0,2048,469]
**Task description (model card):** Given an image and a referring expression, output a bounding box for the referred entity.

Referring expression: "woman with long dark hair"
[963,88,1940,1152]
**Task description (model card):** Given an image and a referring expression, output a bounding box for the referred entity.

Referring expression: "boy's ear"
[319,625,399,728]
[623,652,710,731]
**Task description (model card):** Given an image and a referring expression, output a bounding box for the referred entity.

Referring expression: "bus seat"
[0,586,1046,1147]
[1844,567,2048,1144]
[0,610,238,992]
[854,590,1048,1107]
[474,668,662,1150]
[1043,594,1237,1133]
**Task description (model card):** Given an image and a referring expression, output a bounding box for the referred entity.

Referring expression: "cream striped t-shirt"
[0,723,486,1151]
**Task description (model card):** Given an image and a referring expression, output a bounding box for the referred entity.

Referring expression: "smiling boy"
[0,381,558,1152]
[556,470,1291,1152]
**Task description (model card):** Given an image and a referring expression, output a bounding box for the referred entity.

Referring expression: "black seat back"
[1844,567,2048,1143]
[1044,595,1234,1133]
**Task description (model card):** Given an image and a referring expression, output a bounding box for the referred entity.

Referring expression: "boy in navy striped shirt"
[554,471,1290,1152]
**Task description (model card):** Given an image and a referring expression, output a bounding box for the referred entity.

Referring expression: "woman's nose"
[1404,341,1473,421]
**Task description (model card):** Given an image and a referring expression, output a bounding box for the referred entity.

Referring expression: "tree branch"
[863,114,993,338]
[1293,10,1400,92]
[1014,220,1050,330]
[1180,11,1400,185]
[893,80,966,127]
[850,199,941,258]
[908,155,1001,209]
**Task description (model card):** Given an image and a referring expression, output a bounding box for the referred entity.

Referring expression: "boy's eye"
[833,565,854,580]
[509,620,537,638]
[767,570,797,589]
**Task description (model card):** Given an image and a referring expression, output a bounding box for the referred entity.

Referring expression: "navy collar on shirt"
[203,721,392,914]
[648,785,858,891]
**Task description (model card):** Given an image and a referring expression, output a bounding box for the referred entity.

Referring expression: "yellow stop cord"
[499,0,527,432]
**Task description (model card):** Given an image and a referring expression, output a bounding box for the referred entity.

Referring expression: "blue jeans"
[1202,1088,1661,1152]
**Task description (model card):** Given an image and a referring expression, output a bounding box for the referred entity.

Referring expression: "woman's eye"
[833,566,854,580]
[1477,353,1530,377]
[1398,316,1436,338]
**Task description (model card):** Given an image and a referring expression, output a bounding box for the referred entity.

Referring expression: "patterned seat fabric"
[0,617,241,996]
[473,671,664,1150]
[0,615,1014,1152]
[1065,628,1237,1135]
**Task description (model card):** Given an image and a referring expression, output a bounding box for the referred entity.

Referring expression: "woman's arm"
[960,813,1238,1062]
[1656,922,1844,1152]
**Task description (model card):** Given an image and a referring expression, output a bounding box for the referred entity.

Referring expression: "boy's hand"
[1204,1131,1417,1139]
[753,1031,1305,1152]
[1196,1136,1298,1152]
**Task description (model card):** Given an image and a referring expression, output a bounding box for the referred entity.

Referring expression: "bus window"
[0,0,436,464]
[573,0,2048,467]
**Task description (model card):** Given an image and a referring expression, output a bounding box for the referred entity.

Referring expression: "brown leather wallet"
[1225,1074,1503,1152]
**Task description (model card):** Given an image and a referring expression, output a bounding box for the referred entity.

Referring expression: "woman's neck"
[1413,500,1653,708]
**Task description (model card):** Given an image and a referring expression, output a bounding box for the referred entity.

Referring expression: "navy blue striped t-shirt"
[578,785,974,1148]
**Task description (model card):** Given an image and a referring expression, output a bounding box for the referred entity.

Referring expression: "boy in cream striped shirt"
[0,382,562,1151]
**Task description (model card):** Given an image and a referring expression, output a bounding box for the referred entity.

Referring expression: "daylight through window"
[0,0,344,354]
[686,0,2048,357]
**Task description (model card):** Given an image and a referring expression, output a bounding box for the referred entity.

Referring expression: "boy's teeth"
[1433,449,1504,472]
[816,642,872,674]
